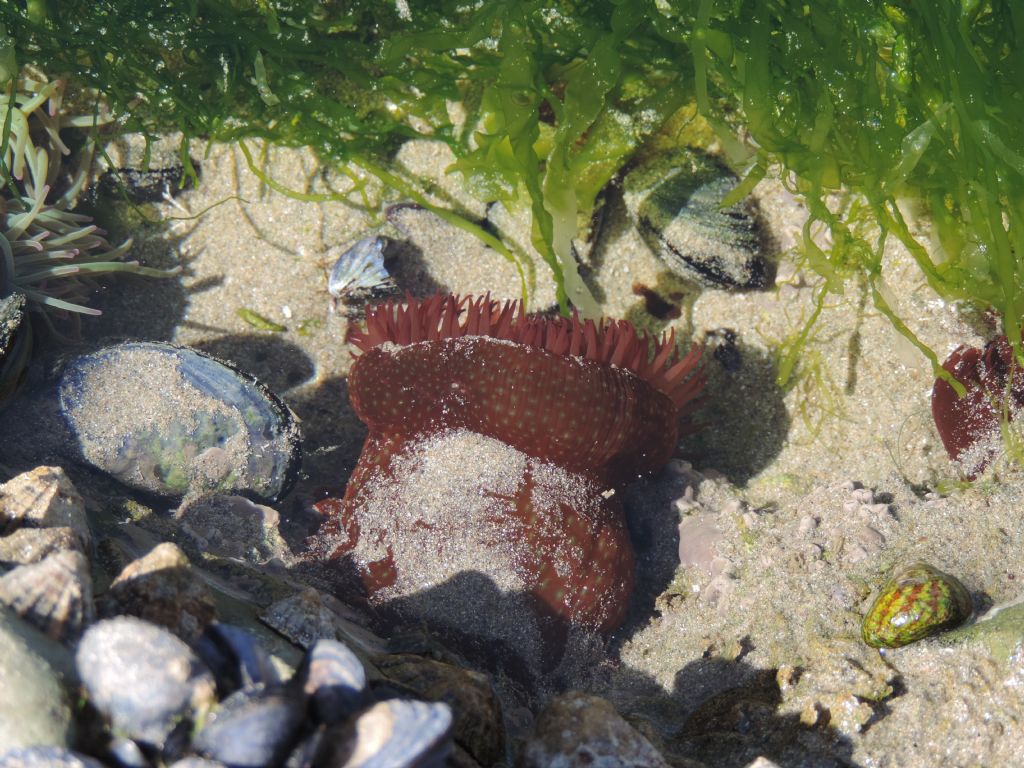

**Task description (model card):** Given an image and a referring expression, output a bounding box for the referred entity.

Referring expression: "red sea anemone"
[932,335,1024,478]
[308,294,703,665]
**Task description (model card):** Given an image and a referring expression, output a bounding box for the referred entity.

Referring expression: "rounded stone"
[76,617,216,745]
[0,747,104,768]
[0,608,75,752]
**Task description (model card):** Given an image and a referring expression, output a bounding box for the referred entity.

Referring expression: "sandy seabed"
[80,136,1024,767]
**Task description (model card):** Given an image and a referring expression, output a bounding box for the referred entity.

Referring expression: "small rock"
[0,607,75,752]
[0,293,25,357]
[0,747,104,768]
[99,542,216,642]
[0,293,27,404]
[0,467,91,549]
[76,617,216,746]
[193,687,306,768]
[522,692,670,768]
[941,594,1024,662]
[176,494,292,566]
[0,550,94,643]
[375,653,504,766]
[95,164,196,204]
[0,527,80,568]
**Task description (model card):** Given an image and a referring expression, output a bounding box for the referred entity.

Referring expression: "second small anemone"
[0,73,179,399]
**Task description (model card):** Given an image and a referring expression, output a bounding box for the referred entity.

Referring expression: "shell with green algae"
[861,562,972,649]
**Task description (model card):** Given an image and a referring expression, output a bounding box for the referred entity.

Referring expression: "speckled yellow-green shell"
[861,562,972,648]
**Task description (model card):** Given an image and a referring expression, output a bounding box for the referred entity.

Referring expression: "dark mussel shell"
[59,342,301,502]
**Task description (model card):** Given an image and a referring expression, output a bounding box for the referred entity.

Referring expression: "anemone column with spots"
[309,294,704,662]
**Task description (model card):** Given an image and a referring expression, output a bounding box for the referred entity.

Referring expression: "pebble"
[677,514,725,575]
[99,542,216,642]
[0,550,94,643]
[0,293,27,404]
[57,342,301,502]
[0,747,105,768]
[522,692,670,768]
[76,617,217,746]
[0,466,91,549]
[0,608,75,752]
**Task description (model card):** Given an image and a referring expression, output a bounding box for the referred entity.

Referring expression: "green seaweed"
[2,0,1023,379]
[236,306,286,332]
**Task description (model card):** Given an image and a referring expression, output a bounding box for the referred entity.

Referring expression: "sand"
[68,136,1024,766]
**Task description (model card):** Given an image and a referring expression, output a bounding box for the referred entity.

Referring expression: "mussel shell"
[624,150,772,290]
[373,654,504,766]
[76,617,217,746]
[194,622,282,695]
[58,342,301,502]
[193,686,306,768]
[861,562,973,648]
[0,747,105,768]
[297,639,368,725]
[315,699,453,768]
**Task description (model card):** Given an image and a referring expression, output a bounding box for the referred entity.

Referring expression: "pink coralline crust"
[348,293,705,412]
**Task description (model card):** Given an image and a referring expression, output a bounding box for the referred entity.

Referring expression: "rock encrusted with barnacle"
[308,293,704,670]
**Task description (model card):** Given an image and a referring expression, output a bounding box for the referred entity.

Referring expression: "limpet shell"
[0,550,95,643]
[861,562,972,648]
